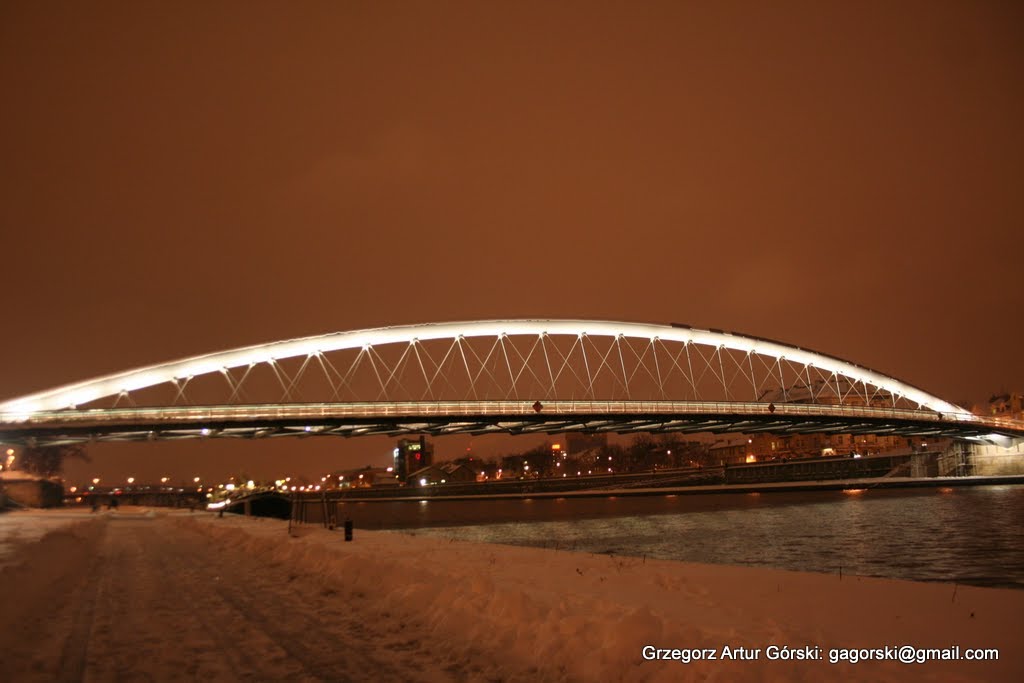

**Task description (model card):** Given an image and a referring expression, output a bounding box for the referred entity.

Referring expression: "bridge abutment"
[967,440,1024,476]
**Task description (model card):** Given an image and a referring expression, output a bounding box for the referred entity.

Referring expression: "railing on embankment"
[721,453,917,484]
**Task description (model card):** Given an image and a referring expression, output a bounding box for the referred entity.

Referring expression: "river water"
[351,485,1024,589]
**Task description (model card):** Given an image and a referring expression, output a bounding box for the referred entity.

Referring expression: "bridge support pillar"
[244,499,252,517]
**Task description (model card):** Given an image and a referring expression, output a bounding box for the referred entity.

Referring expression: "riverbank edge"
[330,473,1024,504]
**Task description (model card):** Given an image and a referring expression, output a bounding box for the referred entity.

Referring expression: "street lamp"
[127,477,135,484]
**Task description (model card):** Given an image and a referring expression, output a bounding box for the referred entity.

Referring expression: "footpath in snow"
[0,508,1020,682]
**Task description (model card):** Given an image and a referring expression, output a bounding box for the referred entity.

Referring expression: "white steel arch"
[0,320,965,417]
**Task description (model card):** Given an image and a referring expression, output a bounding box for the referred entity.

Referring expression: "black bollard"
[344,519,353,542]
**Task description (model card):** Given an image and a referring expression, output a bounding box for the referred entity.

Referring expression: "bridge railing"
[0,399,1010,429]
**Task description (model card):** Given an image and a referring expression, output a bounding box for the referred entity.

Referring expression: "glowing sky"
[1,1,1021,483]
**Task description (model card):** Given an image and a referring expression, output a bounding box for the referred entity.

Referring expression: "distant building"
[709,437,754,464]
[336,466,400,488]
[394,436,433,481]
[987,392,1024,420]
[745,432,922,460]
[408,462,477,486]
[449,457,493,481]
[441,463,477,483]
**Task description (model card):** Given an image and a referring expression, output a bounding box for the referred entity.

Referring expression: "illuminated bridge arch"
[1,319,962,415]
[4,320,1018,446]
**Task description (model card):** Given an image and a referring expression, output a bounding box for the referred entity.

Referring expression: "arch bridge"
[1,320,1021,447]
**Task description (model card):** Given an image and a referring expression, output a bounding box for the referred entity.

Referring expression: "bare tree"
[15,445,89,478]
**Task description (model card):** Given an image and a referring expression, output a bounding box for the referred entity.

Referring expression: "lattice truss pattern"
[66,330,922,412]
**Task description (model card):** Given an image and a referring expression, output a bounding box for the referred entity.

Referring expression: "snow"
[0,509,1020,681]
[0,508,100,570]
[177,514,1023,682]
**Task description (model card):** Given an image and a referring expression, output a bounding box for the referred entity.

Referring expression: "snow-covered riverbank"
[1,509,1020,681]
[0,507,105,570]
[182,514,1022,681]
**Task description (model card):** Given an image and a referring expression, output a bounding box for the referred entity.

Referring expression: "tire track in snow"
[56,523,108,683]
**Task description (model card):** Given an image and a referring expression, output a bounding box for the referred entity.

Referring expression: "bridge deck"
[2,401,1021,446]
